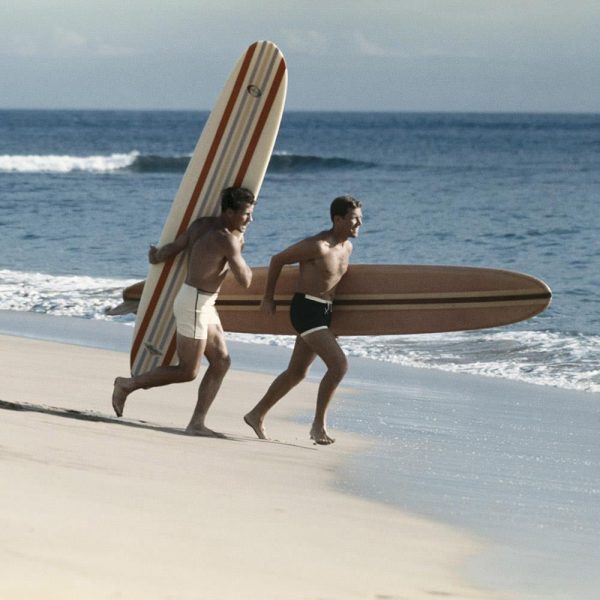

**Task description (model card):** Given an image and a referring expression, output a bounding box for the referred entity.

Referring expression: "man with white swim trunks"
[112,187,255,437]
[244,195,362,445]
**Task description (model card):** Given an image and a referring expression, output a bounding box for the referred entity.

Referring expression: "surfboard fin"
[105,300,139,316]
[144,342,164,356]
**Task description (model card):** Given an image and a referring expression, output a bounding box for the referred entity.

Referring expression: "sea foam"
[0,152,139,173]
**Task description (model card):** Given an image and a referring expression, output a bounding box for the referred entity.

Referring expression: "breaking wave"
[0,151,375,174]
[0,152,139,173]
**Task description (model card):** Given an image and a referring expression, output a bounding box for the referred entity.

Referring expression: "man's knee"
[286,364,309,386]
[328,356,348,382]
[209,352,231,374]
[179,362,201,382]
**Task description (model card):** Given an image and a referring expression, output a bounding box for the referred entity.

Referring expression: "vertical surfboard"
[130,41,287,376]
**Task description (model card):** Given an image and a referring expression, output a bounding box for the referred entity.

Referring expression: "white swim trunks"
[173,283,221,340]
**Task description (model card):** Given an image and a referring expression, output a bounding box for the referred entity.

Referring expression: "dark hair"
[330,195,362,221]
[221,187,256,212]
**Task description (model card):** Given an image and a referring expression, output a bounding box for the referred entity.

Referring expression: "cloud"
[8,34,37,57]
[50,28,137,57]
[53,27,87,50]
[354,32,387,57]
[96,44,138,57]
[280,29,329,54]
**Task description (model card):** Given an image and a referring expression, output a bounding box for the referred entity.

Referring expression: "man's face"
[341,208,362,238]
[229,202,254,233]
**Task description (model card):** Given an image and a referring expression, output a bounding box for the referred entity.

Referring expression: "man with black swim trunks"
[112,187,255,437]
[244,195,362,445]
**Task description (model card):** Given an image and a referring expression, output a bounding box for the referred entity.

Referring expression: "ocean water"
[1,109,599,599]
[0,109,599,393]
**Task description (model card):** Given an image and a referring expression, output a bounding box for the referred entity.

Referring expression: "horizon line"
[1,107,599,116]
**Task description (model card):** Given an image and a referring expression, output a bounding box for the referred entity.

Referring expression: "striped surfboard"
[130,41,287,376]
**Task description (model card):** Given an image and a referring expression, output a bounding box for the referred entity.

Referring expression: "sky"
[1,0,599,112]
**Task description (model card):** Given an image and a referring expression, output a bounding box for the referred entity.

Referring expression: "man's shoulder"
[188,217,219,238]
[303,230,330,246]
[212,227,243,253]
[190,216,218,229]
[292,233,329,260]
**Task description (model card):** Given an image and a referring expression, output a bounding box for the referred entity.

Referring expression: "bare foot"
[244,413,267,440]
[310,425,335,445]
[185,424,227,439]
[112,377,130,417]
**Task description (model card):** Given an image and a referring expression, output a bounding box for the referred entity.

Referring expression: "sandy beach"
[0,331,504,599]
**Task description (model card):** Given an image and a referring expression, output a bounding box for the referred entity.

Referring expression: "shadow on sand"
[0,399,314,450]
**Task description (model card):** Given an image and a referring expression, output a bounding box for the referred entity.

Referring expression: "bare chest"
[312,247,350,280]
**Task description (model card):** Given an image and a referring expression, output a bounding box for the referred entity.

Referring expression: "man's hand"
[260,298,276,315]
[148,245,161,264]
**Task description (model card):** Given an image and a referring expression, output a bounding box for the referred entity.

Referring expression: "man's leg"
[112,334,205,417]
[185,324,231,437]
[300,328,348,445]
[244,336,316,439]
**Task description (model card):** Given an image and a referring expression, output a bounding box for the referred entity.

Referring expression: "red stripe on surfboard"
[163,330,177,368]
[234,58,287,187]
[163,334,178,370]
[130,43,258,370]
[162,54,287,369]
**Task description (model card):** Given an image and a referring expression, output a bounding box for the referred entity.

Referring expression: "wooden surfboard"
[112,264,551,336]
[130,41,287,376]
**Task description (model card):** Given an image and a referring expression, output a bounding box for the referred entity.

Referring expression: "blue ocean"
[2,109,600,599]
[1,109,598,392]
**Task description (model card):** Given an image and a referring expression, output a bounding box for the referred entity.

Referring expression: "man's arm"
[223,235,252,289]
[261,237,325,314]
[148,232,189,264]
[148,218,209,264]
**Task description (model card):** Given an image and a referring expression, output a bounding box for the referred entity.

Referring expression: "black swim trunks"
[290,293,333,337]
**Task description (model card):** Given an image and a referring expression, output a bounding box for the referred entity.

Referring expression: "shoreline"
[0,327,503,599]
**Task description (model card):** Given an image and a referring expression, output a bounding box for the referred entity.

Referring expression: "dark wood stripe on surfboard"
[214,290,551,309]
[333,291,551,307]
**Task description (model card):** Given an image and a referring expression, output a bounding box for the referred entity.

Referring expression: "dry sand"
[0,334,506,599]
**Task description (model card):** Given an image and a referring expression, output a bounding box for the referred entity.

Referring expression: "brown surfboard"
[109,264,551,336]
